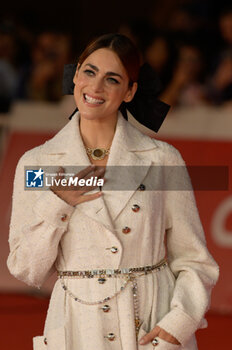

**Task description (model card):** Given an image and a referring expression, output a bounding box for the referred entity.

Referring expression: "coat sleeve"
[156,145,219,346]
[7,151,75,288]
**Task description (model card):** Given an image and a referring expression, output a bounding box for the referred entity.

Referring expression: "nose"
[91,76,104,92]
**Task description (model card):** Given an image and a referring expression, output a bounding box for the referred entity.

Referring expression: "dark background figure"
[205,6,232,105]
[0,21,18,112]
[27,31,72,101]
[0,0,231,108]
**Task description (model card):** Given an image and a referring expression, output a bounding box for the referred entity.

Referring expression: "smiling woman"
[73,47,138,124]
[7,33,219,350]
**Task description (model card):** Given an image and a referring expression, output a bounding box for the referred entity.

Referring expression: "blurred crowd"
[0,1,232,113]
[119,2,232,108]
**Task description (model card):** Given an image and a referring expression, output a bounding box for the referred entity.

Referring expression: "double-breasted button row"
[122,204,140,233]
[122,204,141,234]
[120,184,144,235]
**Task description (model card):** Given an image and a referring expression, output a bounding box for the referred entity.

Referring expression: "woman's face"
[73,48,137,121]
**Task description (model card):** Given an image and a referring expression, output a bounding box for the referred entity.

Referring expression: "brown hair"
[78,33,141,87]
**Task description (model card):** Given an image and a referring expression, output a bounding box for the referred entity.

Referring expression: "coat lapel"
[102,112,157,222]
[41,110,158,231]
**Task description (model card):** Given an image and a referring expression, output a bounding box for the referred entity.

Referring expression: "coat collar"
[42,110,159,232]
[43,110,158,159]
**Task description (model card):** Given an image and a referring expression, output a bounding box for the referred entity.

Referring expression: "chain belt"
[57,257,168,341]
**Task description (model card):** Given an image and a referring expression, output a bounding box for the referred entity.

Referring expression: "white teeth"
[84,94,104,104]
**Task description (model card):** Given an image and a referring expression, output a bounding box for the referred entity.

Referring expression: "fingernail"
[139,338,145,345]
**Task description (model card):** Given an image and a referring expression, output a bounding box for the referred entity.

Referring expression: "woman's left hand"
[139,325,181,346]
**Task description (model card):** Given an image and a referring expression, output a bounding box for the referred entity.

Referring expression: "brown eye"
[107,77,119,84]
[84,69,95,76]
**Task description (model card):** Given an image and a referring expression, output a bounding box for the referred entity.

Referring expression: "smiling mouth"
[83,93,105,105]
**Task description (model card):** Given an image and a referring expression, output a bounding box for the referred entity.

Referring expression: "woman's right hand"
[50,165,105,206]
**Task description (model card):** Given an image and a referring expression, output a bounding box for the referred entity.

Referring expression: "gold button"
[138,184,146,191]
[132,204,140,212]
[102,304,111,312]
[98,277,106,284]
[110,247,118,253]
[122,226,131,234]
[61,214,67,222]
[151,338,159,346]
[105,333,116,341]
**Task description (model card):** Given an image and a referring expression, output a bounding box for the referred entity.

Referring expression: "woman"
[7,33,219,350]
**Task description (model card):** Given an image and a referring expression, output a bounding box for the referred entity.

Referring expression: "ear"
[123,82,138,103]
[73,63,81,84]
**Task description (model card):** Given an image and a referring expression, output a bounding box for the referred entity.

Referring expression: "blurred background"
[0,0,232,349]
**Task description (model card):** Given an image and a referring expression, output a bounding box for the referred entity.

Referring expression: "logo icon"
[26,168,44,188]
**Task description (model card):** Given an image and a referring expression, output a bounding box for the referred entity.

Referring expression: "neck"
[79,112,118,149]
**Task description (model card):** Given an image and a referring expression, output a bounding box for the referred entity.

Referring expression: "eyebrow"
[84,63,123,79]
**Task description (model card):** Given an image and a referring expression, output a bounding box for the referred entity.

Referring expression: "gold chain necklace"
[85,147,110,160]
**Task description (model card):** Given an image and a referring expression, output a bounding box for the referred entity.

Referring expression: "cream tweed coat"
[7,110,219,350]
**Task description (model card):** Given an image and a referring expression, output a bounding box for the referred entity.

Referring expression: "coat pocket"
[153,337,181,350]
[138,328,181,350]
[33,326,65,350]
[137,327,154,350]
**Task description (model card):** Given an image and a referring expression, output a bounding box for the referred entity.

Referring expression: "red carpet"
[0,293,230,349]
